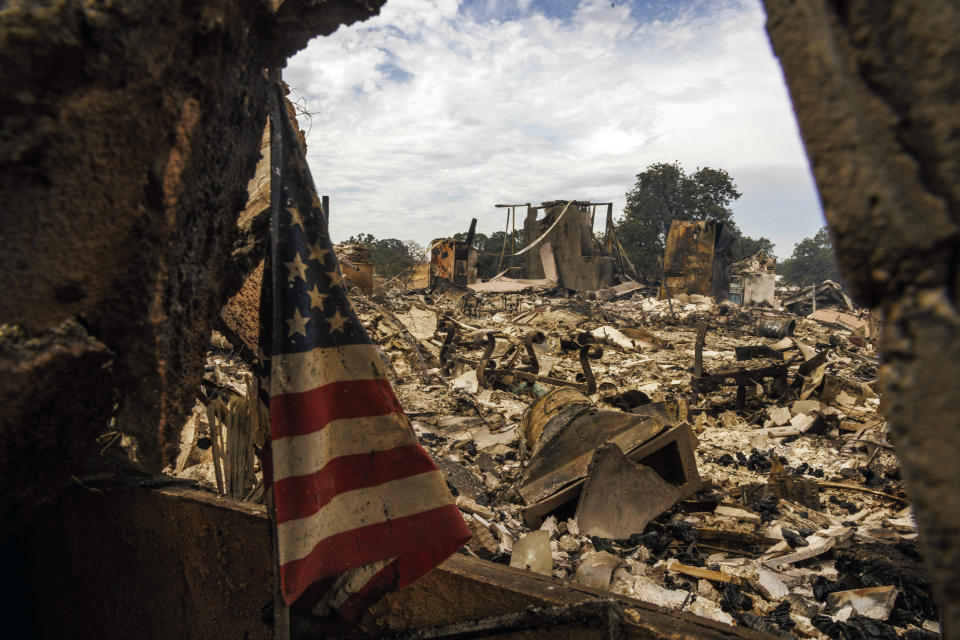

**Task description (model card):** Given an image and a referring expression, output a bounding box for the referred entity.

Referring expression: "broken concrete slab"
[768,406,792,426]
[396,306,439,341]
[573,551,622,589]
[715,505,762,523]
[594,280,643,302]
[826,586,899,620]
[509,530,552,575]
[808,309,870,337]
[591,326,641,351]
[789,413,817,431]
[791,399,822,415]
[575,443,681,539]
[751,567,790,600]
[762,536,836,568]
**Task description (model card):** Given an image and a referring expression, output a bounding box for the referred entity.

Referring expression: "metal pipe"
[465,218,477,248]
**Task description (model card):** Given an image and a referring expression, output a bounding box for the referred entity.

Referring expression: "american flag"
[257,88,470,621]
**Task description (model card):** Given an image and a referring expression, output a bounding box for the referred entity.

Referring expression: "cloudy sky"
[285,0,825,259]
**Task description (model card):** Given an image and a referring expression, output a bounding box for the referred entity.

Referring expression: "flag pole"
[267,67,291,640]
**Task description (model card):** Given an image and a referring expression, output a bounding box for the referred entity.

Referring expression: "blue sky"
[286,0,825,260]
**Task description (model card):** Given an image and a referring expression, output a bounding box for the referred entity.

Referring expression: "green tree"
[615,162,743,278]
[345,234,423,281]
[778,227,840,285]
[731,235,776,261]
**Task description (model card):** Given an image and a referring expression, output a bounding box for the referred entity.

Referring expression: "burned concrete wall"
[763,0,960,635]
[523,201,614,291]
[0,0,383,532]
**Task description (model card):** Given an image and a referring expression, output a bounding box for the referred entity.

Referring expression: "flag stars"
[288,207,306,233]
[326,269,344,288]
[308,285,328,311]
[285,253,309,284]
[326,309,348,334]
[286,308,309,338]
[308,241,329,267]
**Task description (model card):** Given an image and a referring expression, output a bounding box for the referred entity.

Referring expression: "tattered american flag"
[257,87,470,620]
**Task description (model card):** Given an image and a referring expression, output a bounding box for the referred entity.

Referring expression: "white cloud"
[285,0,824,259]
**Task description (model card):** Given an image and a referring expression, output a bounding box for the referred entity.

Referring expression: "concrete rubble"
[170,272,938,639]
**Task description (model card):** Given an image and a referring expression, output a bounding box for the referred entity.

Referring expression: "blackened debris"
[782,528,808,548]
[813,614,898,640]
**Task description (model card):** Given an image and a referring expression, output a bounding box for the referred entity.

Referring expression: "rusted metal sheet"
[340,261,373,293]
[430,239,477,287]
[517,388,700,528]
[659,220,733,300]
[660,220,717,298]
[431,238,458,284]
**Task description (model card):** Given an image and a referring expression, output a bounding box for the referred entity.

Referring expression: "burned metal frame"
[476,332,601,395]
[438,322,600,394]
[691,323,788,409]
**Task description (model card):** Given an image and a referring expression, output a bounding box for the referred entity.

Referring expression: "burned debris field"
[2,1,959,639]
[186,230,933,638]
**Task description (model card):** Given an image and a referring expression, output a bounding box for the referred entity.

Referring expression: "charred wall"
[523,202,614,291]
[0,0,382,535]
[763,1,960,636]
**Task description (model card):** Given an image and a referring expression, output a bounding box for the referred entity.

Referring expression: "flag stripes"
[270,413,417,481]
[269,344,387,395]
[279,503,466,604]
[268,378,403,440]
[272,445,439,524]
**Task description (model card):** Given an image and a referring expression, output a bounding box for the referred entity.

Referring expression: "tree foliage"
[778,227,841,285]
[731,235,776,261]
[614,162,773,278]
[345,233,425,282]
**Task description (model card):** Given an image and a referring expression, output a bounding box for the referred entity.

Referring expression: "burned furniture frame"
[690,324,788,409]
[438,322,600,394]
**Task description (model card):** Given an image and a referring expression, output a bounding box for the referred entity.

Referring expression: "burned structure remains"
[0,0,958,639]
[521,201,616,291]
[431,219,480,287]
[660,220,735,302]
[731,252,778,308]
